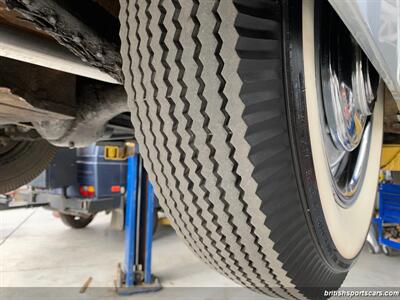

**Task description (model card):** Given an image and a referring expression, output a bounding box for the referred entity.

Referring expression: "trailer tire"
[119,0,383,298]
[59,213,95,229]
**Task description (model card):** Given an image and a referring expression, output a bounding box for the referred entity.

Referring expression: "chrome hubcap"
[324,38,375,152]
[320,10,379,206]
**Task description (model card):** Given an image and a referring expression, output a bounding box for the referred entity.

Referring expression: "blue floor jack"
[115,150,162,295]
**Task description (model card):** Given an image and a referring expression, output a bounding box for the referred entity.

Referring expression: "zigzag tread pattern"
[119,0,347,299]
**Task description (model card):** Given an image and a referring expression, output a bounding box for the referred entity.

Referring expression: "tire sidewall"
[284,0,383,270]
[0,140,56,194]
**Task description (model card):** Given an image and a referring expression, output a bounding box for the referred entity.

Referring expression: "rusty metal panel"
[0,87,73,124]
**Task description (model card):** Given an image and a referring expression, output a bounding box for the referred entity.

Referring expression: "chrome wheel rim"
[320,11,379,207]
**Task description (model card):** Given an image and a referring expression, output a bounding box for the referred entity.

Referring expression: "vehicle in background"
[30,144,127,228]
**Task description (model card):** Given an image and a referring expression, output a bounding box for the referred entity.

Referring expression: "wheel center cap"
[325,42,375,152]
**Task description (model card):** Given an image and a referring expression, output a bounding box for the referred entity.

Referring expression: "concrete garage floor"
[0,208,399,300]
